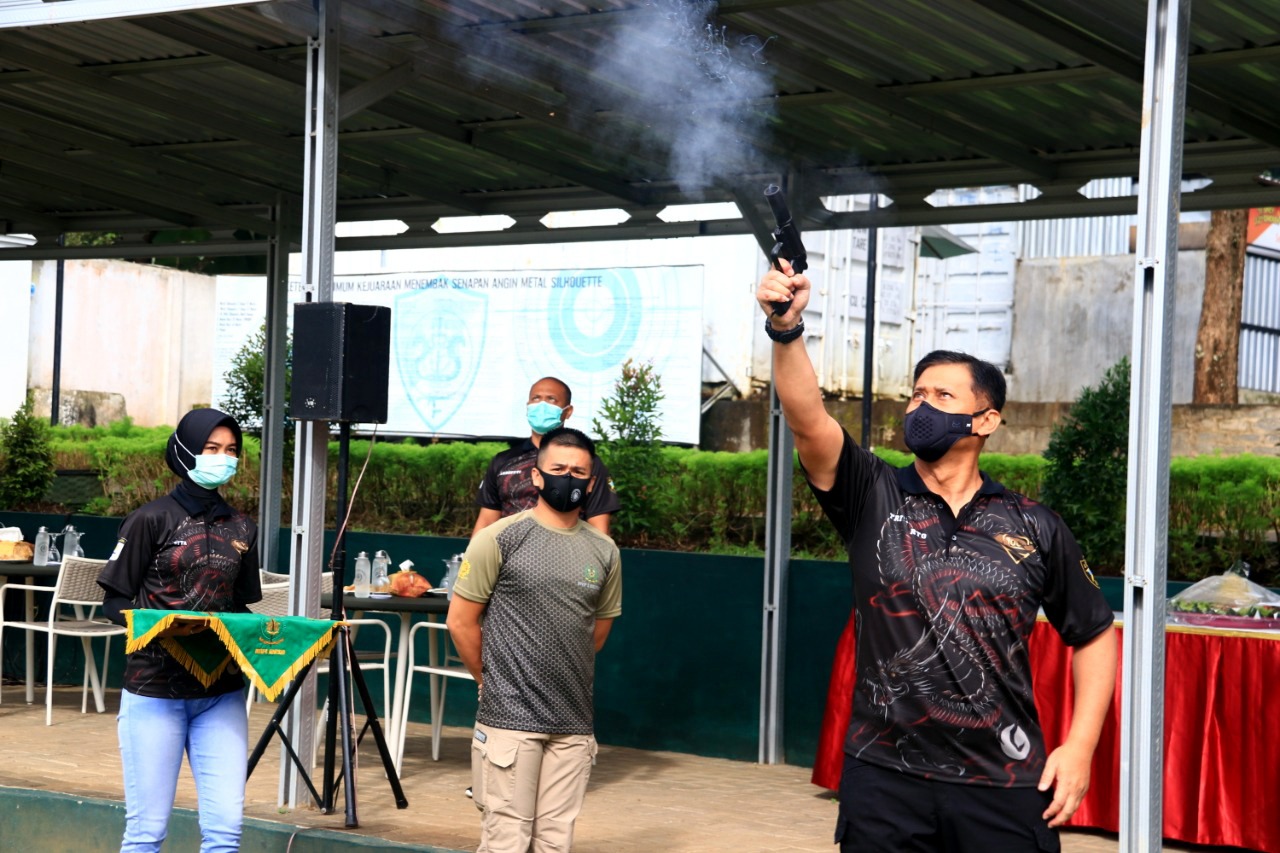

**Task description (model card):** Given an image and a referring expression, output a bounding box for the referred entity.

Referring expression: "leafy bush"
[220,322,292,437]
[1041,358,1131,573]
[336,439,502,534]
[6,415,1276,585]
[0,393,56,507]
[1168,455,1280,584]
[591,360,678,546]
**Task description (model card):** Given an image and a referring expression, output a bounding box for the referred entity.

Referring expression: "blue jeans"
[117,689,248,853]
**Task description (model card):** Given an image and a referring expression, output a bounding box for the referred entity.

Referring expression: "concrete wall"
[27,259,217,427]
[701,397,911,454]
[0,259,32,418]
[1008,251,1206,404]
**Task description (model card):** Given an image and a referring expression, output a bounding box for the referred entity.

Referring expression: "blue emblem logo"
[395,282,487,432]
[546,269,641,371]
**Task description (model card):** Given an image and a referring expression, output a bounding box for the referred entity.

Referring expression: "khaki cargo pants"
[471,722,598,853]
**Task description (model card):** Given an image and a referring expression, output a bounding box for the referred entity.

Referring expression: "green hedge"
[28,424,1280,585]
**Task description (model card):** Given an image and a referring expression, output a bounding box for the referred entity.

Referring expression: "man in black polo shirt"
[757,259,1117,852]
[473,376,619,537]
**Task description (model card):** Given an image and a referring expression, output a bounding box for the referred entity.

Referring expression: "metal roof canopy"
[0,0,1277,256]
[1,1,1245,848]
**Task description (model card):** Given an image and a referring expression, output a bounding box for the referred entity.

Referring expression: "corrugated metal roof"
[0,0,1277,257]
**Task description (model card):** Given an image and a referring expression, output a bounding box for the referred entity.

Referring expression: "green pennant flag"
[126,609,342,701]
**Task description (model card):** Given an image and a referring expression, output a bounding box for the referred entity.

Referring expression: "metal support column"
[1120,0,1189,849]
[50,237,64,425]
[759,383,794,764]
[258,199,291,575]
[860,194,879,448]
[281,0,340,809]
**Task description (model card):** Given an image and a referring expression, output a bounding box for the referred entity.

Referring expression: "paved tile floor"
[0,687,1251,852]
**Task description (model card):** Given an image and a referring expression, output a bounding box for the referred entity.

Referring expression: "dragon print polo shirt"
[810,429,1113,786]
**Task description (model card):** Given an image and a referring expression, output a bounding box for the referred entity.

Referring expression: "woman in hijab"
[98,408,262,853]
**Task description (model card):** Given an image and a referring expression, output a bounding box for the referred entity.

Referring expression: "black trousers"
[836,755,1061,853]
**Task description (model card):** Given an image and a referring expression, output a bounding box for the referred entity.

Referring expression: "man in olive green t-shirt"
[447,427,622,853]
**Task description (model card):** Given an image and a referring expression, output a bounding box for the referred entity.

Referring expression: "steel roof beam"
[0,136,274,231]
[128,17,309,86]
[337,59,422,121]
[472,5,1056,179]
[0,104,298,203]
[886,44,1280,97]
[0,36,414,192]
[349,1,728,186]
[8,174,1279,260]
[0,201,64,233]
[127,6,629,210]
[971,0,1280,148]
[338,3,662,206]
[0,38,300,158]
[98,23,489,209]
[0,165,200,228]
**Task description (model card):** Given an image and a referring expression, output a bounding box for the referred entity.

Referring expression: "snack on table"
[1169,562,1280,629]
[389,568,431,598]
[0,540,34,561]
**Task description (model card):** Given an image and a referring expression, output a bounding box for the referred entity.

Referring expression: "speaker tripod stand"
[247,422,408,825]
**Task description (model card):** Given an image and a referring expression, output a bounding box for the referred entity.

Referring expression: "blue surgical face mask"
[189,454,238,488]
[527,401,565,435]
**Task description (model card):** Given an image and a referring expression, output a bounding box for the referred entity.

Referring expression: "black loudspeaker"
[290,302,391,423]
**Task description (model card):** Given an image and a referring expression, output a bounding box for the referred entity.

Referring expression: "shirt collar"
[893,463,1005,498]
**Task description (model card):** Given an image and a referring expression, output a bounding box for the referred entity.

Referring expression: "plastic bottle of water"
[442,553,463,601]
[353,551,371,599]
[33,527,50,566]
[371,550,392,598]
[63,525,84,559]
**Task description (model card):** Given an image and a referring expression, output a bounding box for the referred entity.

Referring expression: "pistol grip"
[770,254,794,315]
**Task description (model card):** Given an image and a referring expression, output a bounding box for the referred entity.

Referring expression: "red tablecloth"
[811,615,1280,852]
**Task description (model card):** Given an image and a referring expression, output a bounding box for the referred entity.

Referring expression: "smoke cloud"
[449,1,780,193]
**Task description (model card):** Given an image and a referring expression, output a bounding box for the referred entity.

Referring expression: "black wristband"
[764,318,804,344]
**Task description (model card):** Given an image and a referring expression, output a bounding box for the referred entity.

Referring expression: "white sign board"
[214,267,705,444]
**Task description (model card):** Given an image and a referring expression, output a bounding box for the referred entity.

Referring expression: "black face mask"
[903,401,989,462]
[536,468,592,513]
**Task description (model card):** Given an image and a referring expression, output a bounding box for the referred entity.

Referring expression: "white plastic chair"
[259,569,292,587]
[0,556,126,725]
[394,617,475,770]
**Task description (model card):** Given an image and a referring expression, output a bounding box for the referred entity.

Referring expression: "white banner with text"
[214,266,705,444]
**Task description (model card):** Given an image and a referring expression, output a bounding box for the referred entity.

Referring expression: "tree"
[220,323,292,436]
[1041,358,1130,572]
[1193,208,1248,403]
[0,391,57,508]
[591,359,673,544]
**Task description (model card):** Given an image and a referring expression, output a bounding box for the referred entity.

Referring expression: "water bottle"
[442,553,463,601]
[353,551,371,599]
[33,527,50,566]
[63,525,84,559]
[371,550,392,598]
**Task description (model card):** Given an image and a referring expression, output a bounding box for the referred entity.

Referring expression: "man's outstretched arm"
[756,258,846,491]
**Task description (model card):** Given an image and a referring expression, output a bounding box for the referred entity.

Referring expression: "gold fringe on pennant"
[124,610,231,688]
[259,628,343,701]
[124,610,200,654]
[202,618,344,701]
[158,636,233,688]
